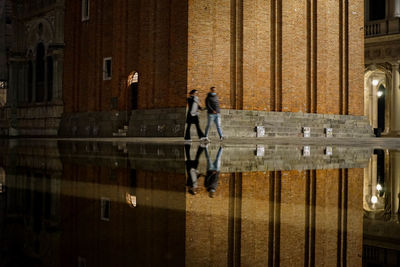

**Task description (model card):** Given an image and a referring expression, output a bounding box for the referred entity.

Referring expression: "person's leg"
[184,122,192,140]
[205,147,212,169]
[213,146,223,170]
[194,120,205,138]
[215,114,223,138]
[205,114,212,137]
[184,144,191,160]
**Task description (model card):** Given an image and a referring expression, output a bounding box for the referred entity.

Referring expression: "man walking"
[205,87,224,141]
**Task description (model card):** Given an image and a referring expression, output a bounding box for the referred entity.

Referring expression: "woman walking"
[184,89,205,142]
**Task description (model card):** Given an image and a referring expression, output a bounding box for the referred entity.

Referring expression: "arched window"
[47,56,53,101]
[28,61,33,102]
[35,43,45,102]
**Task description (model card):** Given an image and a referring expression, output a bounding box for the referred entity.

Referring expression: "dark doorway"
[377,85,385,133]
[35,43,45,102]
[131,82,138,110]
[47,56,53,102]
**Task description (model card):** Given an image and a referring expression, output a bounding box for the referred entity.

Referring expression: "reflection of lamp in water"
[371,195,378,204]
[377,91,383,98]
[0,168,4,193]
[126,193,137,208]
[376,184,382,191]
[372,80,379,86]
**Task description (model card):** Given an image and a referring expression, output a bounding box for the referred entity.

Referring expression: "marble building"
[0,0,11,107]
[0,0,65,136]
[364,0,400,136]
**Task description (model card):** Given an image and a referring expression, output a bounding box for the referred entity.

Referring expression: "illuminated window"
[82,0,90,21]
[125,193,137,208]
[127,72,139,86]
[103,58,112,80]
[101,198,110,221]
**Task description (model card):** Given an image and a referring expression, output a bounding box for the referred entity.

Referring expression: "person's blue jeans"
[205,114,223,138]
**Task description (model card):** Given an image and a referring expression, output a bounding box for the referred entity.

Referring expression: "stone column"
[389,151,400,221]
[32,61,36,103]
[390,63,400,134]
[53,50,64,103]
[393,0,400,17]
[371,79,378,129]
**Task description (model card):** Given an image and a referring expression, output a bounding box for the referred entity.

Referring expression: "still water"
[0,140,398,266]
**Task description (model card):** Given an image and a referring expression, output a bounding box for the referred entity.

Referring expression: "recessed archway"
[127,71,139,110]
[364,65,391,136]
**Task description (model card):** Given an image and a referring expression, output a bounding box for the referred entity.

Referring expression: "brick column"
[390,63,400,134]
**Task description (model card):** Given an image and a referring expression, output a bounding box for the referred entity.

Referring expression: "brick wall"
[63,0,188,113]
[188,0,364,115]
[64,1,364,116]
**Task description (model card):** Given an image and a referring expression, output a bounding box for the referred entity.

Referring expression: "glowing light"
[371,196,378,204]
[377,91,383,97]
[372,80,379,86]
[376,184,382,191]
[126,193,137,208]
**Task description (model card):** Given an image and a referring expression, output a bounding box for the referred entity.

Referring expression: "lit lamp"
[376,184,382,191]
[371,195,378,204]
[372,79,379,86]
[377,91,383,98]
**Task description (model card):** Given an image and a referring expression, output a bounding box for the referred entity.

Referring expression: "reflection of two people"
[185,144,223,198]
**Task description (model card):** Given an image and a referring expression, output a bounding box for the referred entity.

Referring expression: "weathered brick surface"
[64,0,188,113]
[63,1,365,136]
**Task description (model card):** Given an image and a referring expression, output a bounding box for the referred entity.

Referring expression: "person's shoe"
[200,142,209,148]
[219,136,224,141]
[188,187,198,195]
[209,190,216,198]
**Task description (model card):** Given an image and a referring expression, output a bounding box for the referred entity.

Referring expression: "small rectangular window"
[103,57,112,80]
[101,198,110,221]
[82,0,90,21]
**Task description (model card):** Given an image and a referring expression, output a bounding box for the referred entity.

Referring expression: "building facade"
[0,0,65,136]
[0,0,11,107]
[364,0,400,136]
[0,1,371,137]
[60,0,370,138]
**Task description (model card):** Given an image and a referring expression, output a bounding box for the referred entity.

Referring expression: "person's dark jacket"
[205,171,219,192]
[205,93,220,114]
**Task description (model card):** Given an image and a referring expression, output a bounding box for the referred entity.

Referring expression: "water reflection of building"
[186,170,363,266]
[363,149,400,266]
[364,0,400,136]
